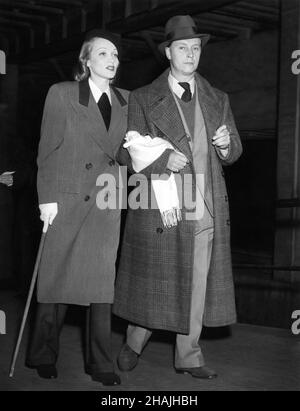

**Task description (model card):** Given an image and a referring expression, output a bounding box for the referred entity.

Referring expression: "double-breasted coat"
[37,79,128,305]
[113,69,242,334]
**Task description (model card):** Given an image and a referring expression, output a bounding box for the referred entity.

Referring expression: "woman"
[26,30,128,386]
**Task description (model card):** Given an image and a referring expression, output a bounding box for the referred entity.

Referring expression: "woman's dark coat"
[37,80,128,305]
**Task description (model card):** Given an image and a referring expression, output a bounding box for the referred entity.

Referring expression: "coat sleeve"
[37,84,66,204]
[215,93,242,166]
[127,91,173,178]
[116,144,134,174]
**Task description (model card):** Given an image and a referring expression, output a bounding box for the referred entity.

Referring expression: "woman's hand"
[39,203,58,233]
[167,151,189,172]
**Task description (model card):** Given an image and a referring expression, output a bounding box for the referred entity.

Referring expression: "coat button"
[226,219,230,226]
[109,160,115,166]
[86,163,93,170]
[84,195,90,202]
[156,228,163,234]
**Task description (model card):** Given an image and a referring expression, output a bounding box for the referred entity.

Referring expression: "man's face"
[87,38,119,81]
[165,38,201,79]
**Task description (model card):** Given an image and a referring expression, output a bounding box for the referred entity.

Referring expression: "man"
[113,15,242,379]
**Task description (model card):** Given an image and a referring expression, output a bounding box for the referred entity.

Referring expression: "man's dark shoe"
[91,372,121,386]
[34,364,58,379]
[176,366,217,379]
[117,343,139,371]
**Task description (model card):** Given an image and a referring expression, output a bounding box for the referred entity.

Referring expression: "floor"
[0,289,299,392]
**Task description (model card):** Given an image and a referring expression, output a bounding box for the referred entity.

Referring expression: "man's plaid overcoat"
[113,69,242,334]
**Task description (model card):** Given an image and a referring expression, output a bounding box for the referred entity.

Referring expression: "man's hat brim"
[158,33,210,55]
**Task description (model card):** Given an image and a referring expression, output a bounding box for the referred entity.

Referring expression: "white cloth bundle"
[123,131,182,227]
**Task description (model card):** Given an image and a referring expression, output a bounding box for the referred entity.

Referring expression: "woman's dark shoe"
[91,372,121,386]
[176,366,217,379]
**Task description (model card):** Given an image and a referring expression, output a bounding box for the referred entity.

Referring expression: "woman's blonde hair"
[74,38,96,82]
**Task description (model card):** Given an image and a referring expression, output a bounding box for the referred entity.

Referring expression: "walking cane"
[9,230,47,378]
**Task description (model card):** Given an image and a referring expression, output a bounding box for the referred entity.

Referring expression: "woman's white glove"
[39,203,58,233]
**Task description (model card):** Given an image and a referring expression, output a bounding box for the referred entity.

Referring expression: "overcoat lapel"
[108,87,127,155]
[77,79,114,158]
[195,74,221,142]
[195,74,223,173]
[148,71,193,162]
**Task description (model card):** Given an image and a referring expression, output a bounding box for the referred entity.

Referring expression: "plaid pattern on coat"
[113,70,242,333]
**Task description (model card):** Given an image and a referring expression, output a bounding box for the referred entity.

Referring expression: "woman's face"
[87,37,119,81]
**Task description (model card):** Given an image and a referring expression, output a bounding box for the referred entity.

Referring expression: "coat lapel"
[195,74,224,170]
[77,80,114,158]
[148,70,193,161]
[195,74,221,141]
[108,86,127,155]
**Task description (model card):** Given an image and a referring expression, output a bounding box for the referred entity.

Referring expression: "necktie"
[97,92,111,131]
[178,82,192,102]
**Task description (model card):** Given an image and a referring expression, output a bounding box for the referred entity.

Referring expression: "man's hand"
[39,203,58,233]
[0,172,14,187]
[167,151,189,172]
[212,125,231,158]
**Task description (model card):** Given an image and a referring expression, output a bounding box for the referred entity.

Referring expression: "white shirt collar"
[88,77,111,104]
[168,71,195,99]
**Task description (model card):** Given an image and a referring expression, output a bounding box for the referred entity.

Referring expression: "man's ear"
[165,47,171,61]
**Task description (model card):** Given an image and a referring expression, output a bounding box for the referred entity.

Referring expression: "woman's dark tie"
[178,82,192,102]
[97,92,111,130]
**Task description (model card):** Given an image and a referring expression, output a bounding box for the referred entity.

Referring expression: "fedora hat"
[158,15,210,54]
